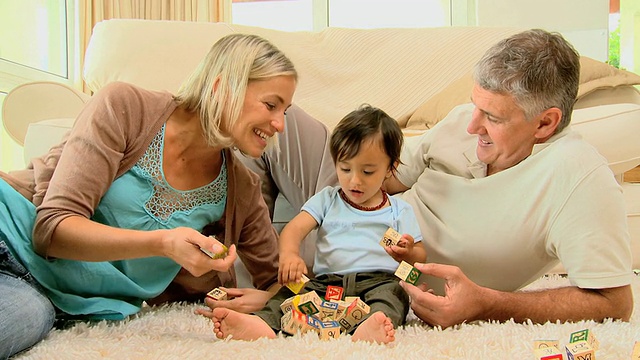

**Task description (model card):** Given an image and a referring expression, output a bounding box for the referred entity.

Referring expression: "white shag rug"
[14,274,640,360]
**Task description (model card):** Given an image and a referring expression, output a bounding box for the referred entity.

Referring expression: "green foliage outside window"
[609,25,621,69]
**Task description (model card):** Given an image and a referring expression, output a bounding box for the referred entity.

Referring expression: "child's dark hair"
[330,104,403,172]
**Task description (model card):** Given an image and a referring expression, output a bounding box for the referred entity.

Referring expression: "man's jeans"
[0,240,55,359]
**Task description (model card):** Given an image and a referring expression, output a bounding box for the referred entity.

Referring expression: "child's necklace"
[339,189,388,211]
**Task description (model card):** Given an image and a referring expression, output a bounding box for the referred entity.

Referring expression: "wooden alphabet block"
[298,300,320,316]
[286,274,310,294]
[569,329,599,351]
[200,236,229,259]
[325,285,344,301]
[319,320,341,340]
[280,295,297,314]
[205,287,227,301]
[379,227,402,247]
[565,340,595,360]
[394,260,421,285]
[334,300,348,320]
[632,341,640,359]
[337,298,371,333]
[318,300,339,320]
[281,308,312,335]
[533,340,560,350]
[533,346,563,360]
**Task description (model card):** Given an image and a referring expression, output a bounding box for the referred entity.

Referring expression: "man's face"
[468,84,542,175]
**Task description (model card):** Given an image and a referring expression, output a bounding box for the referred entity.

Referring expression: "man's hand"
[400,262,489,328]
[401,262,634,327]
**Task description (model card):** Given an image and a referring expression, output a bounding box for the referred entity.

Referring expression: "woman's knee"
[0,275,55,358]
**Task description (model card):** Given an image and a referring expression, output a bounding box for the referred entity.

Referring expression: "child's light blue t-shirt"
[302,186,423,276]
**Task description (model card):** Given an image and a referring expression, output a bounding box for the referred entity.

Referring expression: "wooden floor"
[624,166,640,183]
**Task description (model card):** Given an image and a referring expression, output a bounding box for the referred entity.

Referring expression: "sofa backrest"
[84,19,521,130]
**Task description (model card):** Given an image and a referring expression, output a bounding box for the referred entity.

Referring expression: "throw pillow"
[404,57,640,130]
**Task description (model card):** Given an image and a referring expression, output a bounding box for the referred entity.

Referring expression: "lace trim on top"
[132,124,227,223]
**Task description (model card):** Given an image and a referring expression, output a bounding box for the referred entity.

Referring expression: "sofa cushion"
[571,103,640,175]
[402,57,640,130]
[23,118,74,164]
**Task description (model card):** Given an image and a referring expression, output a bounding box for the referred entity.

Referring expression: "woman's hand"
[160,227,237,277]
[278,252,307,285]
[197,287,272,314]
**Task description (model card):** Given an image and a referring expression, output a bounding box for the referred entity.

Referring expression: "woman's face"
[467,84,542,175]
[230,75,296,158]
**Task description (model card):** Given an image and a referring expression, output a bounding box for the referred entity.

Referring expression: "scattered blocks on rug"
[279,291,370,339]
[379,227,402,247]
[205,287,227,301]
[286,274,310,294]
[394,260,421,285]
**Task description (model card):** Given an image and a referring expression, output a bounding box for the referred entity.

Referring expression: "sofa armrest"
[2,81,89,146]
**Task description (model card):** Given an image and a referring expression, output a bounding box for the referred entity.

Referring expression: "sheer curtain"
[76,0,230,92]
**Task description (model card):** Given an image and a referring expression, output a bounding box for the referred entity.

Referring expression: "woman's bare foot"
[351,311,395,344]
[204,308,277,340]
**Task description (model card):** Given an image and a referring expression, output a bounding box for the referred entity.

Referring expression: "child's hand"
[385,234,415,263]
[278,252,307,285]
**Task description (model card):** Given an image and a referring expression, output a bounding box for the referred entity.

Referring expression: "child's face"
[336,138,392,209]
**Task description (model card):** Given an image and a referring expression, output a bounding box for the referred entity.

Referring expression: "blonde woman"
[0,34,295,358]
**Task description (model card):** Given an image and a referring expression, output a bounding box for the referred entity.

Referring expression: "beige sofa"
[3,19,640,275]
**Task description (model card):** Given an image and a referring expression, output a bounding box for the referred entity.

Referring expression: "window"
[0,0,78,171]
[231,0,452,31]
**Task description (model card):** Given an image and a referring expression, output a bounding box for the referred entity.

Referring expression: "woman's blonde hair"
[175,34,297,147]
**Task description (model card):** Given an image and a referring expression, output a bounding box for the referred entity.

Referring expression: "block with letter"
[379,227,402,247]
[205,287,227,301]
[318,300,339,320]
[298,300,320,316]
[533,340,560,350]
[533,346,563,360]
[534,347,563,360]
[286,274,310,294]
[394,260,421,285]
[565,340,595,360]
[569,329,599,351]
[338,298,371,333]
[325,285,344,301]
[280,295,297,314]
[281,308,313,335]
[319,320,341,340]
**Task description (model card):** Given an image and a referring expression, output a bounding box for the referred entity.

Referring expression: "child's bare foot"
[351,311,395,344]
[204,308,277,340]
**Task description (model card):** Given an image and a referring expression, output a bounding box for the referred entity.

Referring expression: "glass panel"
[0,0,67,78]
[232,0,315,31]
[328,0,449,28]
